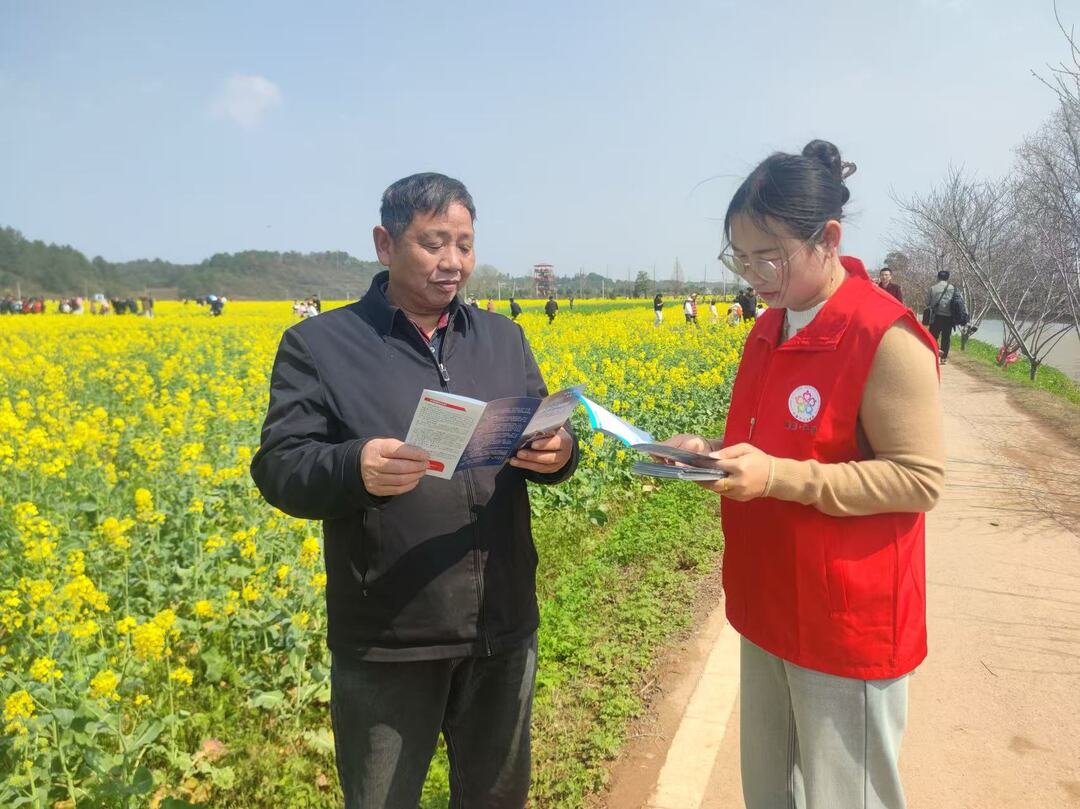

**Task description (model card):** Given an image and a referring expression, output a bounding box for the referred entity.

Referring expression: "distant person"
[209,295,224,317]
[509,297,522,321]
[653,293,664,326]
[568,294,575,311]
[545,294,559,324]
[925,270,958,364]
[736,287,758,321]
[878,267,904,304]
[709,297,719,323]
[726,302,743,326]
[683,293,699,327]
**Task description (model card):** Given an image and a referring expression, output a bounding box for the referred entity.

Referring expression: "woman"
[662,140,944,809]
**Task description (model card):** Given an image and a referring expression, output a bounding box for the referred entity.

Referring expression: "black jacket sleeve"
[250,328,388,520]
[519,328,580,485]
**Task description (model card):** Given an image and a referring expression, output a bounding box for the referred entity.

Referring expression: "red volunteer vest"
[721,258,938,679]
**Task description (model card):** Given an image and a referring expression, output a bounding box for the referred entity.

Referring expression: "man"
[926,269,958,364]
[251,173,579,809]
[545,294,558,324]
[509,296,522,321]
[737,287,758,321]
[878,266,904,303]
[653,292,664,326]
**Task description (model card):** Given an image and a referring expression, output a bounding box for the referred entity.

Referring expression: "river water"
[970,319,1080,382]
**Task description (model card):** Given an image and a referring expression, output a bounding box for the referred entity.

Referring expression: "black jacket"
[251,272,579,661]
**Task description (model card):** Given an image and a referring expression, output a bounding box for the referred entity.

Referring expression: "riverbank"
[960,336,1080,405]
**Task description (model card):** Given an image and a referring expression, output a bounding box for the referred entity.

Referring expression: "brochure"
[405,386,583,479]
[577,395,729,480]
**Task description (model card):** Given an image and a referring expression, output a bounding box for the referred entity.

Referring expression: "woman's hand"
[701,443,773,500]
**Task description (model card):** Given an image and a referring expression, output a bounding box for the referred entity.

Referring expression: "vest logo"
[788,385,821,424]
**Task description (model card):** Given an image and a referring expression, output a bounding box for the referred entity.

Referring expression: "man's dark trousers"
[930,314,954,359]
[331,635,537,808]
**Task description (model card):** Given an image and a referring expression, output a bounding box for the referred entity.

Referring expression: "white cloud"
[210,74,282,129]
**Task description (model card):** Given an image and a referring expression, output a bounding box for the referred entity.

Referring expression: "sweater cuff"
[765,457,820,506]
[762,457,777,498]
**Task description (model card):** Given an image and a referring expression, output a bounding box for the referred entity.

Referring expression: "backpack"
[950,289,970,327]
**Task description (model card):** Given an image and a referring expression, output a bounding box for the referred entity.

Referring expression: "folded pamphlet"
[577,396,728,480]
[405,386,584,479]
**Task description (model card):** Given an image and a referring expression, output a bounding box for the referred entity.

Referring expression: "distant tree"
[633,270,651,298]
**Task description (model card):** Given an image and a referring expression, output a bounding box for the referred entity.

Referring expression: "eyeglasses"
[718,226,824,286]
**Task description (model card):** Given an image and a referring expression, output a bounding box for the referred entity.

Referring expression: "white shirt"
[783,299,827,341]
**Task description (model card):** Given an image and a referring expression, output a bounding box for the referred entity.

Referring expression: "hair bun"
[802,139,850,180]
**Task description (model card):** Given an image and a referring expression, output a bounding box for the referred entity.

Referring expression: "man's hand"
[360,439,430,497]
[510,427,574,474]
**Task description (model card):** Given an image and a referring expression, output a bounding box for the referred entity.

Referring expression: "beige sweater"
[756,320,945,517]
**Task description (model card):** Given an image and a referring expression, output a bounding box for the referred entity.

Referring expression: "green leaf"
[126,719,164,751]
[210,765,236,789]
[201,648,226,682]
[125,766,154,795]
[248,689,285,710]
[301,727,335,756]
[51,707,75,726]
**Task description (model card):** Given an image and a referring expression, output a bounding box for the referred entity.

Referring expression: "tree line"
[0,227,386,300]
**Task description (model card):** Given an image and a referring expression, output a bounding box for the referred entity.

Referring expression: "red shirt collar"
[408,310,450,344]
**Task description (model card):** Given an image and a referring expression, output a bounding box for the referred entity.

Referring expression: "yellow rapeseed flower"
[88,669,120,701]
[131,621,165,661]
[29,656,63,683]
[3,690,35,735]
[169,664,194,687]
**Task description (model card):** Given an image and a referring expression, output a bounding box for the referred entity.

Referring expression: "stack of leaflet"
[576,395,729,482]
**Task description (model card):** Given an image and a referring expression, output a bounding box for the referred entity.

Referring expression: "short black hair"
[937,270,950,281]
[380,173,476,241]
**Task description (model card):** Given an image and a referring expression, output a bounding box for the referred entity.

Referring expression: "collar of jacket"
[358,270,471,340]
[752,269,873,352]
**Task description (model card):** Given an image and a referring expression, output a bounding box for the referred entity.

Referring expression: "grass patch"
[961,338,1080,405]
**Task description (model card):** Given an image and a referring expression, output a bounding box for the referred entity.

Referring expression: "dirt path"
[599,362,1080,809]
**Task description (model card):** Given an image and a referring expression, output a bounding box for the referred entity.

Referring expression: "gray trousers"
[740,636,909,809]
[330,635,537,809]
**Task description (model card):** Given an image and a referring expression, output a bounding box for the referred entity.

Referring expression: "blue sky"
[0,0,1071,282]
